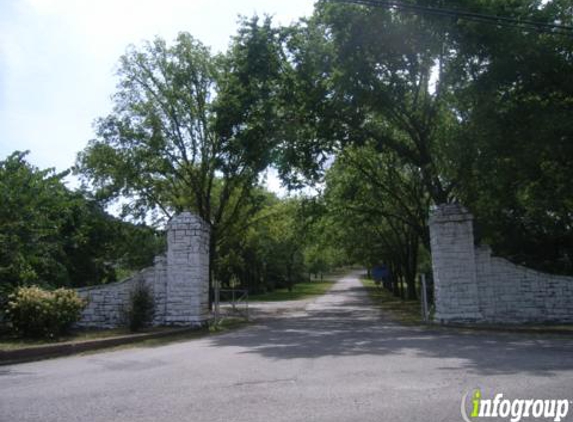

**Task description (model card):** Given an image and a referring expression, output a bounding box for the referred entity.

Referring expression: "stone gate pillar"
[429,204,482,323]
[165,212,210,326]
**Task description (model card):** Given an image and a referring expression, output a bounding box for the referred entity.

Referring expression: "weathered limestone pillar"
[152,255,168,326]
[429,204,482,323]
[165,212,210,326]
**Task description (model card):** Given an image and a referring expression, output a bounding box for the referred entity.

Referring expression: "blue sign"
[372,265,389,282]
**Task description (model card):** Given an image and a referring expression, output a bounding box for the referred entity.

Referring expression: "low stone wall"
[75,212,210,329]
[429,204,573,324]
[475,246,573,323]
[76,258,166,329]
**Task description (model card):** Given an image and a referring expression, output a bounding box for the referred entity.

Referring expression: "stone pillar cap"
[429,203,473,224]
[166,211,210,230]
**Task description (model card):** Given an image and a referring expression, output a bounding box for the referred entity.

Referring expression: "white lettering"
[464,391,570,422]
[532,400,544,418]
[480,399,492,417]
[492,394,504,418]
[555,400,569,422]
[523,399,534,418]
[545,400,556,418]
[499,400,511,418]
[510,399,524,422]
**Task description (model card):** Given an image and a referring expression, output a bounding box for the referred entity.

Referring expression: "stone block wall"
[76,212,210,328]
[429,204,573,324]
[76,264,163,329]
[475,246,573,323]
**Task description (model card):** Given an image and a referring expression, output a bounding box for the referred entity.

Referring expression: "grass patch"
[361,277,422,325]
[247,268,353,303]
[249,279,335,302]
[0,328,132,351]
[0,318,251,364]
[0,319,250,353]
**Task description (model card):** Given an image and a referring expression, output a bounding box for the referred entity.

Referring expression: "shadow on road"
[209,276,573,377]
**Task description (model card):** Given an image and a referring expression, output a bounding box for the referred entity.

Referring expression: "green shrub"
[5,286,86,338]
[126,282,154,332]
[0,283,16,324]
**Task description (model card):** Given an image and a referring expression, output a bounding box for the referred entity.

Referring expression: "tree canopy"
[274,0,573,276]
[0,151,163,297]
[2,0,572,309]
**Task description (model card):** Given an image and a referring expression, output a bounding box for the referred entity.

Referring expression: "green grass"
[0,319,250,352]
[0,327,172,351]
[361,277,422,325]
[233,267,354,302]
[249,279,336,302]
[0,328,134,351]
[0,318,251,360]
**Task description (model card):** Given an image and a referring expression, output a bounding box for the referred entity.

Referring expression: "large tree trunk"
[391,266,401,298]
[406,232,419,300]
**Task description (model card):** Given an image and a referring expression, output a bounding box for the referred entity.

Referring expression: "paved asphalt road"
[2,272,573,422]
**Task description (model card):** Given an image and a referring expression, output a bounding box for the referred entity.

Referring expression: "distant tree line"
[2,0,572,308]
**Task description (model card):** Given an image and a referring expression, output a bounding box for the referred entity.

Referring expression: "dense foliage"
[0,152,164,298]
[274,0,573,280]
[2,0,572,315]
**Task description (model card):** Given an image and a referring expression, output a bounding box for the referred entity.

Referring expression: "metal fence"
[213,281,249,323]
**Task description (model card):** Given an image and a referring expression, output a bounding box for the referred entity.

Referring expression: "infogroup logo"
[461,389,571,422]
